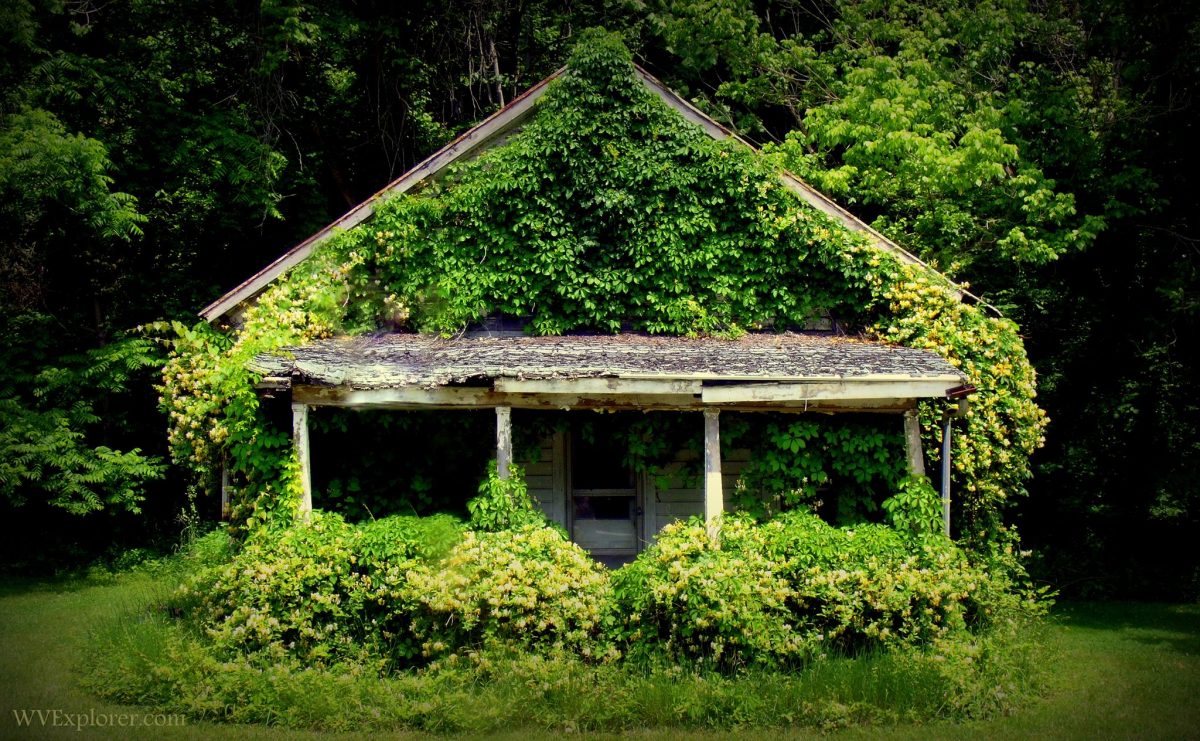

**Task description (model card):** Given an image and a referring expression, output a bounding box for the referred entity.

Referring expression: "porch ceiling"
[251,332,964,402]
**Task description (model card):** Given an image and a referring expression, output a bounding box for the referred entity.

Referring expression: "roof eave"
[199,66,567,323]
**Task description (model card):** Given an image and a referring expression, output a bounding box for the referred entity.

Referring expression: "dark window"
[573,494,635,521]
[572,425,635,490]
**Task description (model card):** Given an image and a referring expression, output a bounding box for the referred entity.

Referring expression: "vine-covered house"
[183,33,1039,561]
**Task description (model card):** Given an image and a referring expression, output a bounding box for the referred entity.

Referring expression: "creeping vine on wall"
[159,30,1045,548]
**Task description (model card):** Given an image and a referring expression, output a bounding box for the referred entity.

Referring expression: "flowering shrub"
[611,517,811,670]
[170,512,465,667]
[168,501,1040,676]
[612,512,1042,670]
[407,525,613,660]
[171,512,381,665]
[757,511,1038,654]
[172,515,616,669]
[872,265,1047,549]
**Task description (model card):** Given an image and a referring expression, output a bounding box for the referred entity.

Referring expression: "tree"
[643,0,1126,278]
[0,102,164,518]
[0,318,165,516]
[0,0,1194,594]
[640,0,1199,596]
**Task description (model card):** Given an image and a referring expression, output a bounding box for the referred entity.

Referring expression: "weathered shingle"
[251,332,962,390]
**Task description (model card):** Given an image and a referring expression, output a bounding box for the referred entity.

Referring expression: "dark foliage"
[1,0,1196,596]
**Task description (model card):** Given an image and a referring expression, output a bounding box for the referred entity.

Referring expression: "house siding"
[644,448,751,535]
[517,433,752,546]
[519,432,567,528]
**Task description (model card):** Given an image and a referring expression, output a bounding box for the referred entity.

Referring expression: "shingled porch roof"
[268,332,968,528]
[253,332,964,413]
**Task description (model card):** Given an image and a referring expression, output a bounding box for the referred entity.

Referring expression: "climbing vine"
[159,30,1045,547]
[872,264,1047,547]
[723,414,909,524]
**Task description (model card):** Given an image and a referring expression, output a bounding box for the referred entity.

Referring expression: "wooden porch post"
[703,408,722,541]
[903,409,926,477]
[291,402,313,516]
[941,413,953,537]
[220,462,232,521]
[496,406,513,480]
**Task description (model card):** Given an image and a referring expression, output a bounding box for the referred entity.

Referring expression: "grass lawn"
[0,571,347,741]
[0,569,1197,740]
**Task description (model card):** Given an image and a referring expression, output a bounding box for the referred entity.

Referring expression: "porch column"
[496,406,513,480]
[903,409,926,477]
[220,461,232,521]
[291,402,313,516]
[941,413,953,537]
[703,408,722,541]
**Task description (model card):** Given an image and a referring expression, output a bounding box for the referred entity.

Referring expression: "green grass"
[820,601,1200,741]
[1,568,1197,739]
[0,569,385,740]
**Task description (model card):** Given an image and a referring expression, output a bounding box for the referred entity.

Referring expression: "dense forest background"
[1,0,1196,599]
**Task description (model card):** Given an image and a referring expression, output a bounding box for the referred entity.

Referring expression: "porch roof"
[251,331,963,394]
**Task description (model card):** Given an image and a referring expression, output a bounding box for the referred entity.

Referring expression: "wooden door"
[568,426,642,564]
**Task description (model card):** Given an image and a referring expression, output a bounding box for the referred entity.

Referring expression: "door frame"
[565,428,645,558]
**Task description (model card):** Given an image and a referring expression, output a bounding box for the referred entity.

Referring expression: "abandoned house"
[202,50,971,563]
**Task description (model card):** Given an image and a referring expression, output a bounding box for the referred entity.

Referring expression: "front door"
[569,424,641,566]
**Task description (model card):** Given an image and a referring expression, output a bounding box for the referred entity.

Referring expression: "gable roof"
[201,64,971,324]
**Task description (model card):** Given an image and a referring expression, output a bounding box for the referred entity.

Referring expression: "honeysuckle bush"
[408,525,614,662]
[611,513,1040,672]
[170,479,609,672]
[120,461,1048,729]
[158,29,1045,552]
[167,502,1043,680]
[612,517,809,671]
[751,511,1037,652]
[169,512,463,670]
[874,264,1046,548]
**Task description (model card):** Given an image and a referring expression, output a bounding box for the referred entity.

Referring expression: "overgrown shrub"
[167,473,1042,678]
[613,512,1042,670]
[612,517,810,671]
[760,511,1039,653]
[170,512,380,665]
[408,525,613,660]
[170,512,465,668]
[171,512,615,669]
[466,462,546,532]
